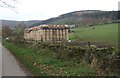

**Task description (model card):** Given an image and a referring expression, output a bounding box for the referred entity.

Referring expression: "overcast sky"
[0,0,119,21]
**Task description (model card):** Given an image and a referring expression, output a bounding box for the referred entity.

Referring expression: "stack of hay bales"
[24,25,69,42]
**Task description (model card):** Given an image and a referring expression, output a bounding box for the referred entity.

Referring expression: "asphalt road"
[1,44,32,76]
[0,43,2,77]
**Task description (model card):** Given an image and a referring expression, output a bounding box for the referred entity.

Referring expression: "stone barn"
[24,25,69,42]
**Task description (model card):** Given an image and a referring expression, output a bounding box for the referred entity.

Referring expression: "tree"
[0,0,17,11]
[12,22,27,44]
[2,26,13,38]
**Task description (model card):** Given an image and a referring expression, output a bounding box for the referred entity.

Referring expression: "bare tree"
[0,0,17,10]
[12,22,27,44]
[2,26,13,38]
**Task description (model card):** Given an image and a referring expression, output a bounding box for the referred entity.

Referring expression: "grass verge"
[2,41,96,76]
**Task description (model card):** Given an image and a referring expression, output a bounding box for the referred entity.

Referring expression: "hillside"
[69,23,118,47]
[1,10,118,28]
[1,20,42,28]
[30,10,118,27]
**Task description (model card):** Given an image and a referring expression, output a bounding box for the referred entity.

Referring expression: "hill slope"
[1,20,42,28]
[30,10,118,27]
[69,23,118,46]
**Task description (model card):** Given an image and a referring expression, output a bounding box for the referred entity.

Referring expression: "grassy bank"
[3,41,47,76]
[2,41,96,76]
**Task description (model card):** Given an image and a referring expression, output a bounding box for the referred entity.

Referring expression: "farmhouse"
[24,25,69,41]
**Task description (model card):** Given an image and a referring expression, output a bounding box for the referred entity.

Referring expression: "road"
[0,44,33,76]
[0,43,2,77]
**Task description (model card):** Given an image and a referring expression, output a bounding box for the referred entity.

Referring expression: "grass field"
[69,23,118,46]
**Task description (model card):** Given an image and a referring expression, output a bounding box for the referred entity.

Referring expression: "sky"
[0,0,119,21]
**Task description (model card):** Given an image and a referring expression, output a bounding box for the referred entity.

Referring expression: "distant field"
[69,23,118,46]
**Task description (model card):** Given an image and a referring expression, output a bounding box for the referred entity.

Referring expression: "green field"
[69,23,118,46]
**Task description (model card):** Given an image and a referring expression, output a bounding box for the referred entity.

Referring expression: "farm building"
[24,25,69,41]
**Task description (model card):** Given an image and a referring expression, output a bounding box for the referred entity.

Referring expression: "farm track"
[1,44,33,76]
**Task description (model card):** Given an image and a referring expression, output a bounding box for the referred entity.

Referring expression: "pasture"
[69,23,118,46]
